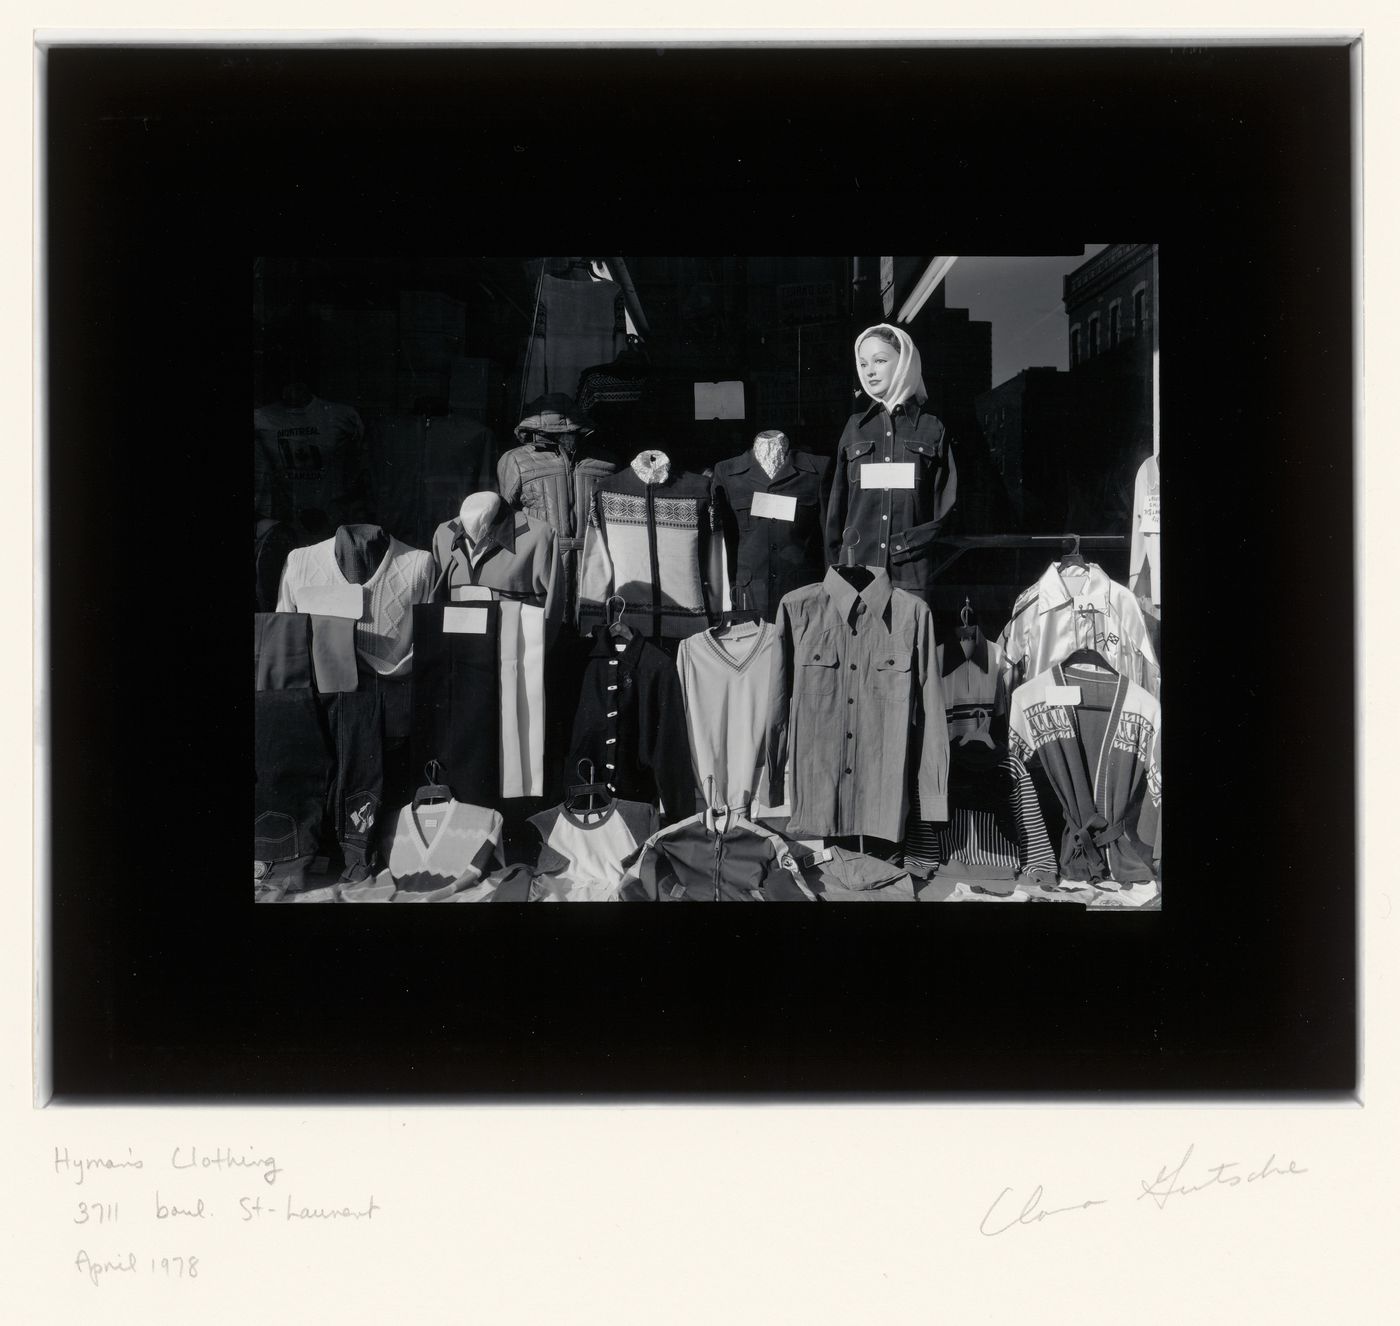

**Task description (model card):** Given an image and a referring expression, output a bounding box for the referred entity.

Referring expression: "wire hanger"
[413,759,453,810]
[565,759,614,815]
[604,593,633,642]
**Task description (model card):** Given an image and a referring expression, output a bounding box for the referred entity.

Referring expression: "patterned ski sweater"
[577,451,726,638]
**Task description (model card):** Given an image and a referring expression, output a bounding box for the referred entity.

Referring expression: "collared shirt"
[565,628,697,821]
[997,561,1161,698]
[766,566,949,839]
[824,398,957,596]
[711,447,830,619]
[431,506,561,621]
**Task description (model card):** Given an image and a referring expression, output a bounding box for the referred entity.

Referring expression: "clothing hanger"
[1058,533,1089,572]
[834,525,876,590]
[957,596,978,642]
[565,760,614,816]
[413,760,453,810]
[604,594,634,642]
[1058,648,1119,712]
[713,583,762,633]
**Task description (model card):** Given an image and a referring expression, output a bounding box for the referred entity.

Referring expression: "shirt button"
[847,697,854,705]
[849,663,857,671]
[880,543,886,549]
[845,732,853,739]
[882,514,888,521]
[884,456,892,462]
[844,767,853,775]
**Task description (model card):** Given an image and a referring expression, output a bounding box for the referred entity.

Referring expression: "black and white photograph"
[41,39,1354,1103]
[252,250,1163,907]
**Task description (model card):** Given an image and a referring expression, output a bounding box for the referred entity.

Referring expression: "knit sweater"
[369,799,505,902]
[676,621,777,811]
[1008,661,1161,885]
[277,532,435,678]
[577,453,725,638]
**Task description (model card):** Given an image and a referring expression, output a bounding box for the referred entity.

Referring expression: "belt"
[1065,813,1127,882]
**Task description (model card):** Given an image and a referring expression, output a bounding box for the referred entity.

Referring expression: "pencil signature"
[979,1143,1307,1234]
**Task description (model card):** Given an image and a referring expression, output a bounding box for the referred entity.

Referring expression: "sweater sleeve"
[914,603,950,822]
[764,597,796,806]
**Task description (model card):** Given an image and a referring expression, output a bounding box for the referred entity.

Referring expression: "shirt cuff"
[917,793,948,821]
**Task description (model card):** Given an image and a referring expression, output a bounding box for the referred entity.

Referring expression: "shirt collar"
[858,395,926,426]
[822,565,893,628]
[942,627,989,677]
[450,505,517,559]
[587,625,646,664]
[1037,560,1110,615]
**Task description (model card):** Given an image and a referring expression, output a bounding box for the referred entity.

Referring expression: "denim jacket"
[824,399,957,598]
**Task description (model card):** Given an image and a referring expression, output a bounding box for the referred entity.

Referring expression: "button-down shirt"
[711,447,830,620]
[824,398,957,598]
[997,561,1161,699]
[766,567,949,839]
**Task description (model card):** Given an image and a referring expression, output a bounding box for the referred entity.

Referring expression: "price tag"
[1140,490,1161,535]
[450,585,493,602]
[751,491,797,521]
[293,584,365,620]
[1046,685,1083,707]
[860,462,916,489]
[443,607,489,635]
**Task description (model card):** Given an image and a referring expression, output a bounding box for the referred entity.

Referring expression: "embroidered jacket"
[998,561,1161,699]
[577,451,726,639]
[1008,662,1162,885]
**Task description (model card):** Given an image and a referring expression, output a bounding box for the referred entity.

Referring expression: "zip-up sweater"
[577,452,725,638]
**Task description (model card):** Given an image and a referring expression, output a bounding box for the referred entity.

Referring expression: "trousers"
[254,614,332,864]
[411,602,502,804]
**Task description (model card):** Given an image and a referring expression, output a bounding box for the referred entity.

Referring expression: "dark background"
[46,44,1355,1096]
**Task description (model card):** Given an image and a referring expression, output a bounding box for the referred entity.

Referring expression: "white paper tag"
[442,607,489,635]
[1140,490,1161,535]
[450,585,493,602]
[1046,685,1083,707]
[750,491,797,521]
[293,584,366,620]
[860,462,916,489]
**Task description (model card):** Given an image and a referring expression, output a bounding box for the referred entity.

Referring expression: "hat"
[514,393,595,442]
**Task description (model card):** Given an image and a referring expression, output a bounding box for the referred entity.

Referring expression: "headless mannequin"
[753,429,790,480]
[334,523,390,584]
[457,492,503,566]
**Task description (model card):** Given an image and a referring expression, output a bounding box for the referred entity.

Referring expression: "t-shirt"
[254,395,367,540]
[527,798,658,902]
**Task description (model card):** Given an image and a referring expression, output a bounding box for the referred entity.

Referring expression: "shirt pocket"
[798,637,842,697]
[843,438,875,485]
[872,648,913,701]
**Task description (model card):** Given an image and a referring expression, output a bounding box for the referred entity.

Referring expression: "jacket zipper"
[645,480,661,636]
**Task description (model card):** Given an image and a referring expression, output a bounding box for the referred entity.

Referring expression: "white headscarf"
[854,323,927,412]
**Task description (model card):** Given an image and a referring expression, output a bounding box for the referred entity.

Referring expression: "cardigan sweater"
[1008,661,1161,885]
[565,628,697,821]
[277,529,435,678]
[577,456,726,639]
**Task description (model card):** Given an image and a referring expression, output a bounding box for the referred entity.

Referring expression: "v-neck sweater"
[278,533,436,677]
[374,799,505,898]
[676,621,777,811]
